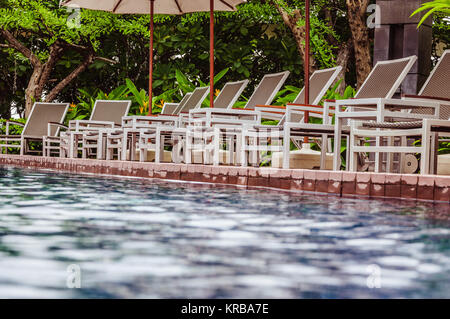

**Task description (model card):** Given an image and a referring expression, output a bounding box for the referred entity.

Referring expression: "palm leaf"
[411,0,450,27]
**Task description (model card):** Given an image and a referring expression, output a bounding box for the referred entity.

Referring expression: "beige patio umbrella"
[61,0,245,113]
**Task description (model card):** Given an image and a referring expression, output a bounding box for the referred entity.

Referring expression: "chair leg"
[156,133,165,164]
[349,133,357,172]
[227,135,234,165]
[320,134,327,170]
[185,132,192,165]
[19,138,24,156]
[241,132,248,167]
[420,126,431,175]
[96,136,103,160]
[282,128,290,169]
[121,134,128,161]
[250,137,258,167]
[139,139,146,162]
[399,136,407,173]
[130,134,137,161]
[172,136,183,164]
[333,125,342,171]
[235,133,242,166]
[386,136,394,173]
[213,129,220,166]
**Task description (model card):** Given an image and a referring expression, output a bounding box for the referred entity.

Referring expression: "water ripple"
[0,166,449,299]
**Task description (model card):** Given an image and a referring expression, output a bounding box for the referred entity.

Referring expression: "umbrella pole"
[210,0,214,108]
[304,0,310,143]
[148,0,154,115]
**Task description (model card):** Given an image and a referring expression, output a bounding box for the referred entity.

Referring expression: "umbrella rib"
[218,0,235,10]
[174,0,183,14]
[112,0,124,13]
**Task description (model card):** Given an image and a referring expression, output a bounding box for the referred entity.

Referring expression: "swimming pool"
[0,166,449,298]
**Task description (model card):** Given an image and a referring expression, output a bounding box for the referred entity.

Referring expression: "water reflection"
[0,166,449,298]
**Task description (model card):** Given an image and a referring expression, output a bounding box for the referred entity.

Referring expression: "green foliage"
[1,0,448,120]
[411,0,450,27]
[0,0,134,52]
[274,85,301,106]
[432,13,450,59]
[67,85,131,121]
[323,80,356,101]
[437,139,450,155]
[0,118,25,135]
[273,0,340,68]
[125,79,151,115]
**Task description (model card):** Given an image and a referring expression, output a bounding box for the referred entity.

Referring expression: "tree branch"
[45,50,95,102]
[272,1,317,72]
[0,28,41,68]
[94,56,118,64]
[38,41,65,89]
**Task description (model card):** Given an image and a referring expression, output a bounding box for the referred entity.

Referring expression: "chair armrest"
[232,107,253,110]
[286,105,326,116]
[285,104,335,123]
[254,105,287,118]
[254,105,286,110]
[5,120,25,135]
[47,122,68,136]
[6,120,25,126]
[403,94,450,103]
[69,120,115,131]
[286,103,334,109]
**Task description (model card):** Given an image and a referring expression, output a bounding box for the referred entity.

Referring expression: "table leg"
[130,133,137,161]
[333,117,342,171]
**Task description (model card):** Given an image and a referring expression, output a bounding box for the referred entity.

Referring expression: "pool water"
[0,166,449,298]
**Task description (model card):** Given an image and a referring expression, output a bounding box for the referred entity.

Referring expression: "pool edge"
[0,154,449,204]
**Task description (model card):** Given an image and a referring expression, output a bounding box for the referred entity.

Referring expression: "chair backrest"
[172,93,192,115]
[412,50,450,119]
[214,80,249,109]
[292,66,342,105]
[162,93,192,115]
[178,87,210,113]
[90,100,131,126]
[355,56,417,99]
[288,66,342,123]
[244,71,290,110]
[419,50,450,99]
[161,103,179,115]
[22,102,69,138]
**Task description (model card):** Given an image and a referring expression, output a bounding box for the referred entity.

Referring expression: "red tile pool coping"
[1,154,449,203]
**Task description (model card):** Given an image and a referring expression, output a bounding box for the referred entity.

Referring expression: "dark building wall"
[374,0,432,95]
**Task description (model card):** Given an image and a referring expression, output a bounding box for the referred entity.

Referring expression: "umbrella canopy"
[61,0,243,14]
[61,0,244,112]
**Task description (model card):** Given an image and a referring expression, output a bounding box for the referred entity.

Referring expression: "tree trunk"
[24,67,45,116]
[335,39,353,94]
[1,29,108,117]
[45,50,94,102]
[346,0,372,89]
[273,3,317,74]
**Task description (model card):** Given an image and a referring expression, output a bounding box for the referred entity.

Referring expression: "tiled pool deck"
[1,154,449,203]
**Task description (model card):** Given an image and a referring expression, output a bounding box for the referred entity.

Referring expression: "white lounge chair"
[349,50,450,174]
[240,56,418,169]
[0,102,69,156]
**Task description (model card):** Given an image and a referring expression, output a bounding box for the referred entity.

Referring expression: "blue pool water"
[0,166,449,298]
